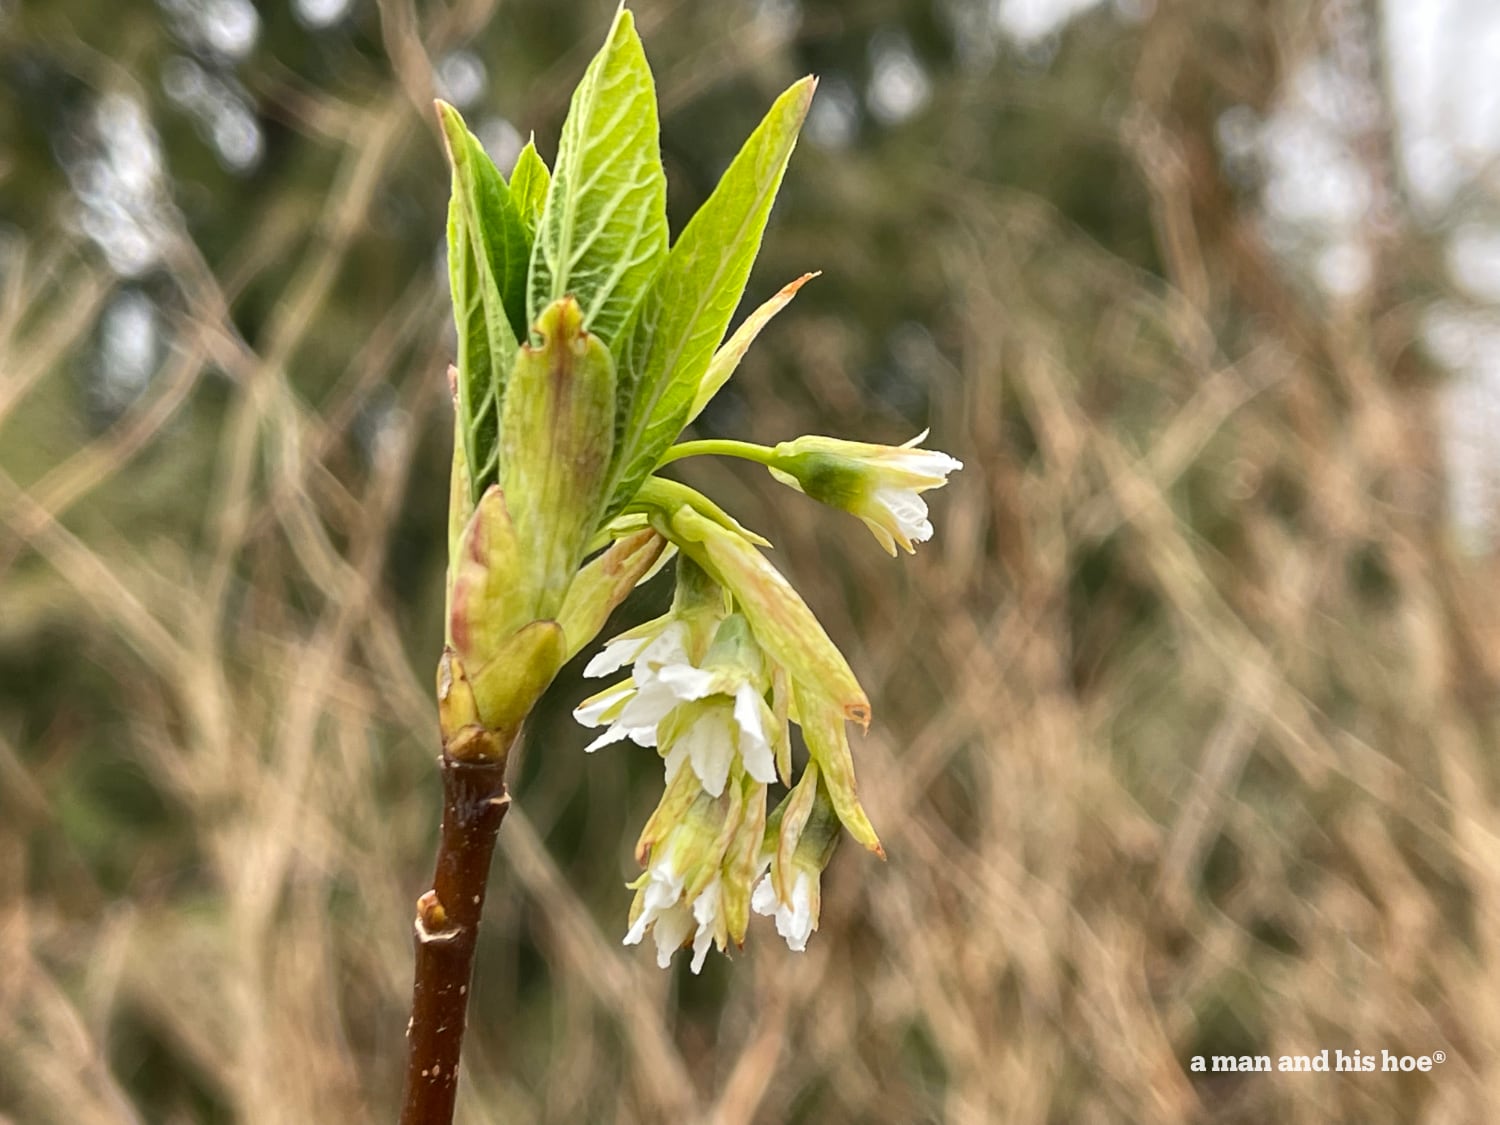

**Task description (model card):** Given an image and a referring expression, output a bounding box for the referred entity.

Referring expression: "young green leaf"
[446,201,503,503]
[527,8,668,348]
[438,102,529,340]
[439,101,529,498]
[509,138,550,244]
[604,75,817,520]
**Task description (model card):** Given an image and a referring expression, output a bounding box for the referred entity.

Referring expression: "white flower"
[624,859,694,968]
[575,620,776,797]
[752,869,817,952]
[662,682,776,797]
[768,429,963,555]
[573,621,714,752]
[623,861,727,974]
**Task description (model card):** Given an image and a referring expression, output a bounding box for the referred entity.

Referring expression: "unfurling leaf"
[439,102,527,500]
[509,138,550,244]
[527,7,667,348]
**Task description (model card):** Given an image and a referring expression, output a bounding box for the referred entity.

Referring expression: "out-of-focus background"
[3,0,1500,1121]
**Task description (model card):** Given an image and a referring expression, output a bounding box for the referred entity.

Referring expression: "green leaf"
[446,202,502,503]
[439,102,530,339]
[439,101,529,498]
[509,138,550,244]
[527,8,668,348]
[604,75,817,519]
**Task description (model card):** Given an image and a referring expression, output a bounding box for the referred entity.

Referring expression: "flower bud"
[766,430,962,556]
[754,764,841,952]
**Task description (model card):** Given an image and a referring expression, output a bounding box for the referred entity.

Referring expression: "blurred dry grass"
[3,0,1500,1123]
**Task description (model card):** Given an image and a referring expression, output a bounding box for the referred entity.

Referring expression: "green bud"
[467,619,566,741]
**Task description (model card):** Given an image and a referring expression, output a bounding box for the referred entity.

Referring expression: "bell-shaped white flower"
[660,681,776,797]
[623,781,741,973]
[576,613,779,797]
[753,763,841,953]
[573,620,713,751]
[751,868,817,952]
[767,429,963,555]
[624,857,693,968]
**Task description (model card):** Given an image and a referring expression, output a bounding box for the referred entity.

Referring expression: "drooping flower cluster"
[434,7,960,975]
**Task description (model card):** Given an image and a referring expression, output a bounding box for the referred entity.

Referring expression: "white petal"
[584,725,632,753]
[689,878,722,974]
[651,902,694,968]
[584,634,651,679]
[680,706,733,797]
[751,874,779,917]
[634,621,691,673]
[573,681,634,727]
[734,683,776,784]
[616,677,680,730]
[662,739,690,784]
[655,662,718,702]
[875,486,933,542]
[894,432,963,479]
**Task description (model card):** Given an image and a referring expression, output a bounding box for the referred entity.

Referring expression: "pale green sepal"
[794,682,883,856]
[556,529,668,662]
[500,297,617,620]
[469,619,567,738]
[527,7,668,347]
[635,759,704,865]
[770,663,792,784]
[509,138,550,243]
[606,76,818,519]
[667,505,870,728]
[689,779,746,903]
[689,272,818,423]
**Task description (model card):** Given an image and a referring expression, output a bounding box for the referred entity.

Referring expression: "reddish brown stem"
[399,748,512,1125]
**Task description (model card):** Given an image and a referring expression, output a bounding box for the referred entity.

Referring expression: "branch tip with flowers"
[400,7,960,1122]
